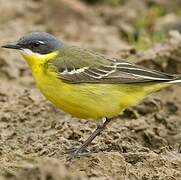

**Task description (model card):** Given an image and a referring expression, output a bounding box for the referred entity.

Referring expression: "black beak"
[1,42,21,50]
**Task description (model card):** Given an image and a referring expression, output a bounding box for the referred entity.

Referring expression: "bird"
[2,32,181,161]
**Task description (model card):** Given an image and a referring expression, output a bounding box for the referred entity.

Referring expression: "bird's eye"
[33,42,41,47]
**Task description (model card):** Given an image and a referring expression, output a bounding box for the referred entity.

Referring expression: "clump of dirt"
[0,0,181,179]
[1,158,88,180]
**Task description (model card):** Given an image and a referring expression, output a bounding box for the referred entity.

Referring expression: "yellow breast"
[22,52,167,120]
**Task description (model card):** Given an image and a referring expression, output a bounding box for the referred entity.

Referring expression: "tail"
[142,74,181,95]
[167,75,181,84]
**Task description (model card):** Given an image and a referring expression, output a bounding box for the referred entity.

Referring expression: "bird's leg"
[67,118,111,161]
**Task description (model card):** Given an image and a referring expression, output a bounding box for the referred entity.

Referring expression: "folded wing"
[49,46,176,84]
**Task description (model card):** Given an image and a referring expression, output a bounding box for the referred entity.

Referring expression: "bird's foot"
[66,147,91,162]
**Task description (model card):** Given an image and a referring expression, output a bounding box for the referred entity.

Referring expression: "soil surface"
[0,0,181,179]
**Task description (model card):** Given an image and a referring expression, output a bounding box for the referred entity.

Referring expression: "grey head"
[2,32,63,54]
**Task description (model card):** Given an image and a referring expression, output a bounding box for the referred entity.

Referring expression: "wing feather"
[57,61,175,83]
[49,46,176,84]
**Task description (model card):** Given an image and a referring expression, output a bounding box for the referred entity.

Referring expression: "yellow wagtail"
[2,32,181,160]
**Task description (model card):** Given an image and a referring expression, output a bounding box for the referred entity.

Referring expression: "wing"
[49,46,175,84]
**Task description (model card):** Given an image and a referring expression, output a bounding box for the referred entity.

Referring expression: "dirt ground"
[0,0,181,179]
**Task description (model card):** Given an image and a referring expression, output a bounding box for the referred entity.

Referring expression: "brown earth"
[0,0,181,179]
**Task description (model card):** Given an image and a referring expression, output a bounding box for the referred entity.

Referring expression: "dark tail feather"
[168,75,181,84]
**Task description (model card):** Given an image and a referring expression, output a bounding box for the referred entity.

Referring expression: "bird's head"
[2,32,63,66]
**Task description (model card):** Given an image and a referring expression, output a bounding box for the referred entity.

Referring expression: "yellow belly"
[30,66,166,120]
[21,51,170,120]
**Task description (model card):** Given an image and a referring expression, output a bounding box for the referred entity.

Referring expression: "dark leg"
[67,118,111,161]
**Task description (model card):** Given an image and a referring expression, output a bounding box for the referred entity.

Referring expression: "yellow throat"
[21,50,59,69]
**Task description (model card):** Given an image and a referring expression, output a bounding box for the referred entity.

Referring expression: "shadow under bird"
[2,32,181,161]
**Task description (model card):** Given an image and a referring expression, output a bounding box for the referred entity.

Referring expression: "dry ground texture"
[0,0,181,179]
